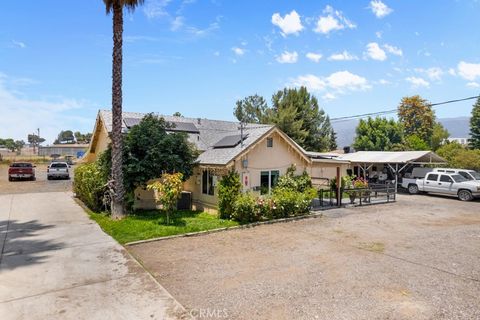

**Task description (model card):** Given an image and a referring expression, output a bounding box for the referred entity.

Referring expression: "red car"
[8,162,36,181]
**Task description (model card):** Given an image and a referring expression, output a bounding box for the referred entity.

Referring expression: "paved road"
[0,192,187,320]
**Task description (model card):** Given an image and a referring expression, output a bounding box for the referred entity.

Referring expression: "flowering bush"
[232,192,259,223]
[352,177,368,188]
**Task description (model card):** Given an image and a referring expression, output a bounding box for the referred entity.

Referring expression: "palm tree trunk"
[111,1,125,219]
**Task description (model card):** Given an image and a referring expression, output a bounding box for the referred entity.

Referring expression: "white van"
[433,168,480,181]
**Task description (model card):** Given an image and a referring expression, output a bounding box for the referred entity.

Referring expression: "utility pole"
[37,128,40,155]
[239,122,245,147]
[32,132,36,155]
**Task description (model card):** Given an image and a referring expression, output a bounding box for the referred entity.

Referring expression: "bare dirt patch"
[129,194,480,320]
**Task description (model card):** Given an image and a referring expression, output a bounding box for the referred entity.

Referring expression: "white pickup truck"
[401,172,480,201]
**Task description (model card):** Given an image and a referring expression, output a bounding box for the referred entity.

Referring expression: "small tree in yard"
[147,173,183,225]
[218,170,242,219]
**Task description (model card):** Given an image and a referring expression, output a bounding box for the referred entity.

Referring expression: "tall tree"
[353,117,404,151]
[398,95,435,142]
[269,87,334,151]
[430,122,450,151]
[469,96,480,149]
[103,0,144,219]
[233,94,268,123]
[55,130,75,144]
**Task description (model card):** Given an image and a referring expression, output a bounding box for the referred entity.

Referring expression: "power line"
[330,95,480,123]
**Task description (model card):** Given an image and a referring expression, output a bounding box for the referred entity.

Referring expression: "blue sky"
[1,0,480,143]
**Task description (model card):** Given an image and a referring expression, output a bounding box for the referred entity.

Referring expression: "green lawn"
[89,210,239,244]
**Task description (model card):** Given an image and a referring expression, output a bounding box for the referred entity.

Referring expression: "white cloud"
[232,47,245,56]
[213,51,220,57]
[289,71,370,95]
[171,16,184,31]
[384,44,402,56]
[306,52,322,63]
[322,93,336,101]
[365,42,387,61]
[467,82,480,88]
[448,68,457,76]
[328,50,358,61]
[314,5,356,35]
[143,0,171,19]
[457,61,480,81]
[291,74,326,91]
[0,73,93,143]
[11,40,26,49]
[375,31,383,39]
[406,76,430,88]
[326,71,370,90]
[378,79,390,85]
[369,0,393,18]
[415,67,443,81]
[271,10,304,36]
[276,51,298,64]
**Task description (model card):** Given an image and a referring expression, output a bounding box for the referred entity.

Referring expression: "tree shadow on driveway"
[0,219,65,271]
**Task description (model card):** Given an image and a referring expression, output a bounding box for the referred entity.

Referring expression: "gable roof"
[98,110,276,165]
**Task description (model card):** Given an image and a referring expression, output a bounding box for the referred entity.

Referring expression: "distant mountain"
[332,116,470,148]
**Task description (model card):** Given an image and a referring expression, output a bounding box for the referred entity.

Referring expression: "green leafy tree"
[74,131,93,144]
[27,134,45,145]
[55,130,75,144]
[329,127,337,150]
[233,94,268,123]
[147,173,184,224]
[353,117,404,151]
[98,114,197,212]
[405,134,430,151]
[436,142,465,164]
[269,87,334,151]
[218,170,242,219]
[469,96,480,149]
[398,95,435,142]
[172,112,183,117]
[103,0,145,219]
[233,87,335,151]
[430,122,450,151]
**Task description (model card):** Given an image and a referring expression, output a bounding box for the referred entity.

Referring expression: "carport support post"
[395,163,398,201]
[336,166,341,207]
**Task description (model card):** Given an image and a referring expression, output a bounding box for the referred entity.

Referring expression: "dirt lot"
[129,195,480,320]
[0,164,72,194]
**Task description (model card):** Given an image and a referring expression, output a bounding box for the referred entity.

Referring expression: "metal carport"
[338,151,447,193]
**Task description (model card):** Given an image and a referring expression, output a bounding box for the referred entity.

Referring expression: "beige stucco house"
[85,110,348,212]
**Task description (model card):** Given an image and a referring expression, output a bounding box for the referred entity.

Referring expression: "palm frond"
[103,0,145,14]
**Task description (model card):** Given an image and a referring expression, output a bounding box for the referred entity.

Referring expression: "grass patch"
[357,241,385,253]
[89,210,239,244]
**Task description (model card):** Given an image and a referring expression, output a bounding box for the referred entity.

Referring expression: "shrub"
[74,162,108,212]
[276,165,312,192]
[147,173,184,224]
[218,170,242,219]
[272,187,316,218]
[232,193,260,223]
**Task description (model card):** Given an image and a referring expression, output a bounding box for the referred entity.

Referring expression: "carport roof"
[338,151,446,164]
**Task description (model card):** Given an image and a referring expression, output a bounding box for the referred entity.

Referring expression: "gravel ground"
[129,194,480,320]
[0,164,72,194]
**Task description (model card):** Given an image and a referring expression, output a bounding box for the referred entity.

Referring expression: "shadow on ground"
[0,219,64,270]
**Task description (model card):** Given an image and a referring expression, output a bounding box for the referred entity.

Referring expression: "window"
[458,171,473,180]
[451,174,468,183]
[267,137,273,148]
[260,170,280,194]
[202,170,215,195]
[439,175,453,183]
[426,174,439,181]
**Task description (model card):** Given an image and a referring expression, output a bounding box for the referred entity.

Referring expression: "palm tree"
[103,0,144,219]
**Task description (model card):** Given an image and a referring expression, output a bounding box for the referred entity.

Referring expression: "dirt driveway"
[129,195,480,320]
[0,164,72,195]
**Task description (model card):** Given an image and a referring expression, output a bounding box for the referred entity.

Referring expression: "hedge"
[73,162,108,212]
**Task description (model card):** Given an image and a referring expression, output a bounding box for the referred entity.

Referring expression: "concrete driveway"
[0,192,187,320]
